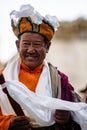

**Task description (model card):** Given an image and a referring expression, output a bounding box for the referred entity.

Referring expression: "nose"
[27,44,35,53]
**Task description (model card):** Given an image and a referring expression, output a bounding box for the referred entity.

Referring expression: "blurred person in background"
[0,4,82,130]
[79,85,87,103]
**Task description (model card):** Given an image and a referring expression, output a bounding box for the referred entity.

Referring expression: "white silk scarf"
[0,54,87,130]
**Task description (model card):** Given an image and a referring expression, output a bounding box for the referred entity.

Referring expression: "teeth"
[26,55,37,58]
[27,56,36,57]
[27,55,37,57]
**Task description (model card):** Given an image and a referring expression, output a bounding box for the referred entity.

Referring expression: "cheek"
[40,48,46,57]
[19,49,27,59]
[19,48,26,54]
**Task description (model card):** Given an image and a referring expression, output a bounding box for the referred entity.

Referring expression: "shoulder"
[48,63,74,90]
[58,70,69,81]
[57,69,75,101]
[57,69,74,90]
[48,63,81,101]
[48,63,72,87]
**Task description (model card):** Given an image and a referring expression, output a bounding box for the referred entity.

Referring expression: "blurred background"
[0,0,87,96]
[47,19,87,95]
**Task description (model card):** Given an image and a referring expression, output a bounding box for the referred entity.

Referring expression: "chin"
[26,63,36,69]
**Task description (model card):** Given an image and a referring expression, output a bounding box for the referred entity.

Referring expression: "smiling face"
[16,32,51,70]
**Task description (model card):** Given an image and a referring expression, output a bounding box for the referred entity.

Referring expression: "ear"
[46,41,51,53]
[15,40,20,51]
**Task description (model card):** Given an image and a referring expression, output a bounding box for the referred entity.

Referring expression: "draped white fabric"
[0,55,87,129]
[1,80,87,130]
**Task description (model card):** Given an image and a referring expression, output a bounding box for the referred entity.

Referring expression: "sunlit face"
[16,32,51,70]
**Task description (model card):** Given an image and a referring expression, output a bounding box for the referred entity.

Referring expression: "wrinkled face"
[16,32,51,70]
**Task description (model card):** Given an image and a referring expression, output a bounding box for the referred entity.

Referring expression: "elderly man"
[0,4,81,130]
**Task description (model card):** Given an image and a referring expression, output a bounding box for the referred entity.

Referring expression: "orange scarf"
[19,62,44,92]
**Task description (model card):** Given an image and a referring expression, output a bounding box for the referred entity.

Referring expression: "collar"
[20,61,44,73]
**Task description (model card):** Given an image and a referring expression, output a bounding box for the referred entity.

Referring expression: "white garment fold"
[1,80,87,130]
[0,54,87,130]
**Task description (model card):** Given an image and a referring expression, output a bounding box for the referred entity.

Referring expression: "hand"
[54,110,71,125]
[9,116,32,130]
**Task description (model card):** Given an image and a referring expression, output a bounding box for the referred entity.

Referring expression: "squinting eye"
[34,43,40,45]
[33,43,43,48]
[22,42,44,48]
[24,43,29,45]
